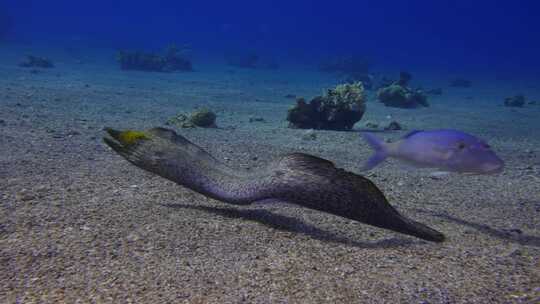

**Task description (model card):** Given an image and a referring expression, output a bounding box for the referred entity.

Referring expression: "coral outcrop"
[118,44,192,72]
[166,108,217,128]
[287,82,365,130]
[376,72,428,108]
[19,56,54,68]
[504,95,525,107]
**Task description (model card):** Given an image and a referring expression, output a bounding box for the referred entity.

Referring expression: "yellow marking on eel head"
[117,130,149,145]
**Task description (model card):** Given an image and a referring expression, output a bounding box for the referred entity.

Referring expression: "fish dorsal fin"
[402,130,423,139]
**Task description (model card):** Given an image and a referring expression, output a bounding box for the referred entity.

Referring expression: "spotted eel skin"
[104,127,444,242]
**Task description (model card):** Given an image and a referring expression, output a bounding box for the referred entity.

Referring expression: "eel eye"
[457,142,466,150]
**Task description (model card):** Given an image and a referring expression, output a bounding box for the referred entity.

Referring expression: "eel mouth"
[103,128,150,155]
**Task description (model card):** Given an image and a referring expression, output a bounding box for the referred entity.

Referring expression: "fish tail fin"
[360,133,389,171]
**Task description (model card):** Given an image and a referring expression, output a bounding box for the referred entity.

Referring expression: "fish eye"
[457,142,466,150]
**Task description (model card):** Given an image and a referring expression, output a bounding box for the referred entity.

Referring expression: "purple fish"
[361,129,504,174]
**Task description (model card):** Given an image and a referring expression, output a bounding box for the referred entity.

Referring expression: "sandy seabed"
[0,45,539,303]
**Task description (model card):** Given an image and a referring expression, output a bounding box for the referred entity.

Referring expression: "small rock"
[16,189,36,202]
[35,185,49,193]
[302,129,317,140]
[249,117,265,123]
[504,95,526,107]
[66,130,81,136]
[364,121,378,129]
[507,228,523,234]
[428,171,450,180]
[384,121,402,131]
[507,248,522,257]
[190,108,217,127]
[167,108,217,128]
[126,232,141,242]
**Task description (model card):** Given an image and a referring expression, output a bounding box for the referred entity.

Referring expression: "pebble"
[428,171,450,180]
[506,228,523,235]
[302,129,317,140]
[35,185,49,193]
[248,117,265,123]
[66,130,81,136]
[365,122,378,129]
[16,189,36,201]
[384,121,402,131]
[507,249,522,258]
[127,232,141,242]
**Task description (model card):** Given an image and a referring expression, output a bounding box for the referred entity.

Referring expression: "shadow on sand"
[417,209,540,247]
[161,203,429,249]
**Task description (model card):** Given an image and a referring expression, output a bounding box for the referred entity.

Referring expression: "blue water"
[3,0,540,74]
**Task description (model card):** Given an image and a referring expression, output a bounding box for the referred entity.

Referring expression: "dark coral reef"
[118,44,192,72]
[166,108,217,128]
[287,82,365,130]
[376,72,428,108]
[19,55,54,68]
[504,95,525,107]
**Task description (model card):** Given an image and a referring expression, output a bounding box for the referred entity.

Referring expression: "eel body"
[104,127,445,242]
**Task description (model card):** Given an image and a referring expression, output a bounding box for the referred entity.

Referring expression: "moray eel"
[104,127,445,242]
